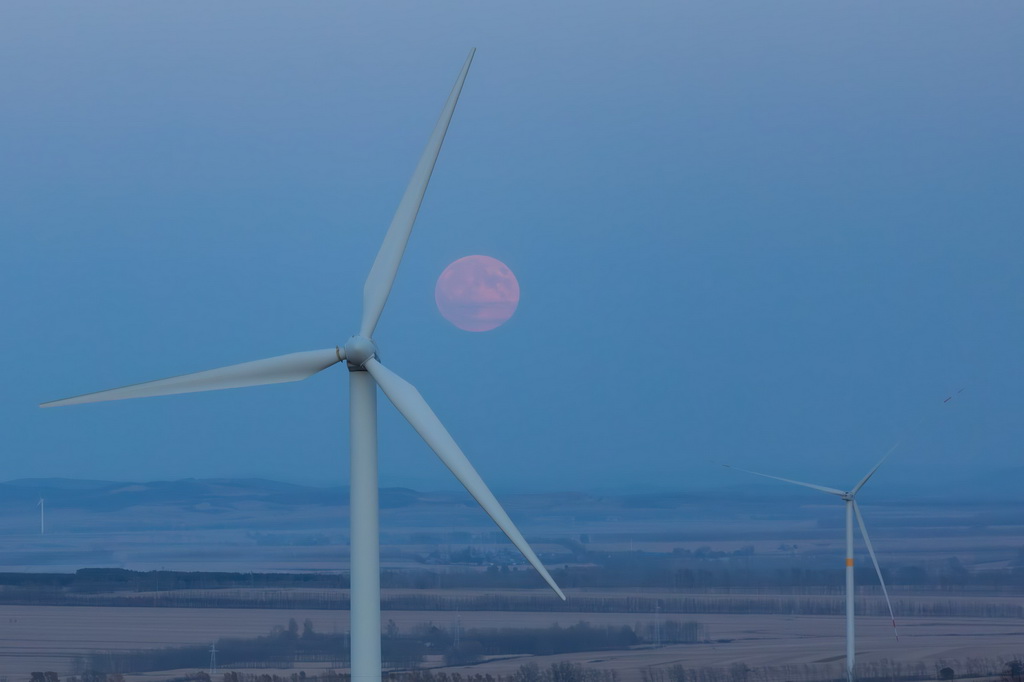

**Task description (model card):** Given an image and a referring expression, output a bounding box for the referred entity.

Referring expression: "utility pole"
[209,642,217,676]
[654,603,662,648]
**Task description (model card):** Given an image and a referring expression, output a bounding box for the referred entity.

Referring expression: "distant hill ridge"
[2,469,1017,514]
[0,477,726,515]
[0,477,347,512]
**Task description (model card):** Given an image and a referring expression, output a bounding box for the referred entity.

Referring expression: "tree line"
[0,552,1020,597]
[639,656,1024,682]
[0,552,1020,599]
[1,587,1022,620]
[39,656,1024,682]
[80,619,706,673]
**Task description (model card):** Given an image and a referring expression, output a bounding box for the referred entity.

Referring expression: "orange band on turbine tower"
[846,558,854,567]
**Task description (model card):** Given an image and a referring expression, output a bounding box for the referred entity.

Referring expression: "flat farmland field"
[0,483,1022,679]
[429,613,1024,680]
[1,599,1023,681]
[0,604,349,678]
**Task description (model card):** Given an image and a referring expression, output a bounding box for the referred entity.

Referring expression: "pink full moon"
[435,255,520,332]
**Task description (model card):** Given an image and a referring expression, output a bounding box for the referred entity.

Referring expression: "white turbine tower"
[724,456,898,682]
[41,50,565,681]
[38,497,44,535]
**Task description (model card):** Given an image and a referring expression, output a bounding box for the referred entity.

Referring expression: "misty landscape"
[4,1,1023,682]
[0,477,1022,680]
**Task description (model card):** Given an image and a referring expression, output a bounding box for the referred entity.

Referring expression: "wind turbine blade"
[364,358,566,600]
[853,500,899,640]
[850,452,891,496]
[41,348,344,407]
[722,465,845,497]
[360,49,475,338]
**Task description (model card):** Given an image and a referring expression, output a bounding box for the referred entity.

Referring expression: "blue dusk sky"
[2,2,1021,494]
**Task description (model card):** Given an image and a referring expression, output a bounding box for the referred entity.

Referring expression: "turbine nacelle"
[344,336,379,370]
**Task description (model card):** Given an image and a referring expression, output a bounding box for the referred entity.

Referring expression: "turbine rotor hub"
[344,335,379,371]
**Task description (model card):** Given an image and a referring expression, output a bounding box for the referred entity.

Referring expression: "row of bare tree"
[42,655,1024,682]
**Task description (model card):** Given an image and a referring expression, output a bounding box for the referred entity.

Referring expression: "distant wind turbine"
[724,390,964,681]
[38,497,44,535]
[723,456,898,682]
[41,49,564,682]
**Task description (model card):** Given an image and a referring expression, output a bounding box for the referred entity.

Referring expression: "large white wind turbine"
[724,457,898,682]
[41,50,565,681]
